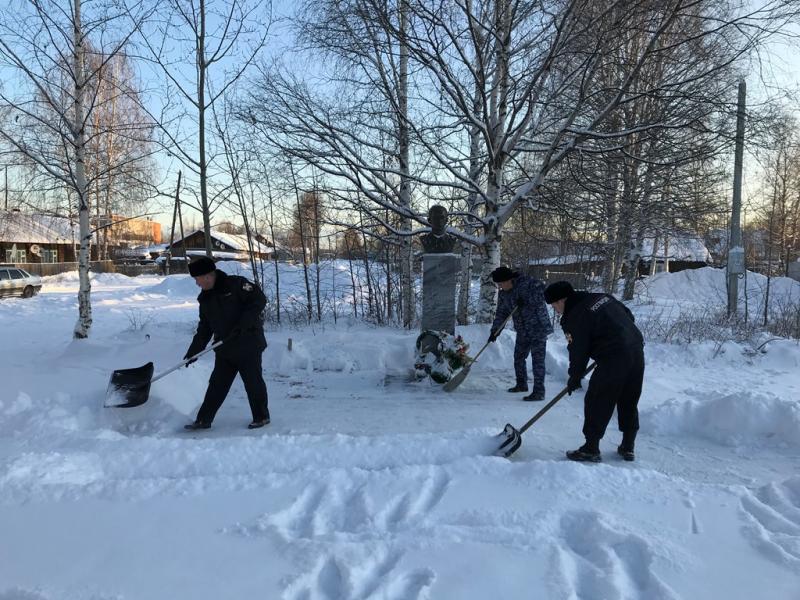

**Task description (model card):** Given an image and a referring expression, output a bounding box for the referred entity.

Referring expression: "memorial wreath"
[414,330,471,384]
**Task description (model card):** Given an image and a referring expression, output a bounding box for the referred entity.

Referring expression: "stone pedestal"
[421,253,459,335]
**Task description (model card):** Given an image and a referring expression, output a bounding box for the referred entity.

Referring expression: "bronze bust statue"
[420,205,456,253]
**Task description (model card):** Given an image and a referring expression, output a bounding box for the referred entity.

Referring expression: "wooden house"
[166,227,274,261]
[0,210,76,264]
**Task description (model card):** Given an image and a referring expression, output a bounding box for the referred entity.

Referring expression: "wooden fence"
[12,261,159,277]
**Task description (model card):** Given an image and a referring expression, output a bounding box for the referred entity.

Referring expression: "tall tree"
[131,0,271,256]
[245,0,795,322]
[0,0,151,338]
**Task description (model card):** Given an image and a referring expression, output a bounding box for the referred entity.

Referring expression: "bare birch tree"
[0,0,151,338]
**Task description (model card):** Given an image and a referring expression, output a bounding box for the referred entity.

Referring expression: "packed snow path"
[0,267,798,599]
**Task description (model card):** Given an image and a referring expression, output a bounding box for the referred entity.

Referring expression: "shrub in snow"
[124,308,155,331]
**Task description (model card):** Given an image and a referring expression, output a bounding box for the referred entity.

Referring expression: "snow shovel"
[442,307,518,393]
[495,362,597,458]
[104,340,224,408]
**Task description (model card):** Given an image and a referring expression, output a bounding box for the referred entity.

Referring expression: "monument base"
[421,252,459,335]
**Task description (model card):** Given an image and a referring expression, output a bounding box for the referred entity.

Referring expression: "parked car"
[0,265,43,298]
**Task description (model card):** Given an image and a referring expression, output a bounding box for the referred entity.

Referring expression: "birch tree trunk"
[459,55,484,326]
[475,0,510,323]
[266,177,281,323]
[73,0,92,339]
[398,0,414,328]
[623,157,652,300]
[601,159,621,293]
[456,241,472,325]
[476,235,501,323]
[314,192,322,322]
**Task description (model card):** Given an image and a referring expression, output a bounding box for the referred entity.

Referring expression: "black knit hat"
[491,266,517,283]
[544,281,575,304]
[188,256,216,277]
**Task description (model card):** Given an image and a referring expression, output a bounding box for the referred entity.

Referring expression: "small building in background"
[638,234,711,275]
[526,254,604,289]
[165,227,274,262]
[100,215,162,249]
[0,210,76,264]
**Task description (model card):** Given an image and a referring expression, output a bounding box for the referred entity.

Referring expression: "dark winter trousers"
[514,335,547,391]
[196,351,269,424]
[582,348,644,443]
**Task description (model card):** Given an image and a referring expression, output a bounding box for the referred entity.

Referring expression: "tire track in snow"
[739,476,800,567]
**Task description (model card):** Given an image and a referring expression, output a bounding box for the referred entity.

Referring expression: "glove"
[488,330,498,343]
[183,353,197,368]
[567,376,582,395]
[516,297,525,309]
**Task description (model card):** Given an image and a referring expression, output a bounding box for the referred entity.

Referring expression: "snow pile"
[42,270,143,287]
[636,266,800,313]
[643,391,800,448]
[147,273,198,297]
[760,339,800,370]
[269,329,415,376]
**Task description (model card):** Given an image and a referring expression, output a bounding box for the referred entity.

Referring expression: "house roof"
[170,227,273,255]
[0,211,75,244]
[528,254,603,266]
[641,235,711,262]
[527,234,712,266]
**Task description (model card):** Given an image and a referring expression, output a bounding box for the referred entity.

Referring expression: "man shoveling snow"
[544,281,645,463]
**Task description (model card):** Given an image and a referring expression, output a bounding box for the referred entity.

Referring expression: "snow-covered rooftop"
[0,210,75,244]
[641,234,711,262]
[528,254,602,266]
[171,227,273,255]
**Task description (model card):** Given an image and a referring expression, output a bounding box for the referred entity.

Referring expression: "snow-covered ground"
[1,264,799,599]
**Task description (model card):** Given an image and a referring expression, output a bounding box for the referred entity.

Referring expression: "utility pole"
[165,172,181,276]
[4,165,7,210]
[727,80,746,315]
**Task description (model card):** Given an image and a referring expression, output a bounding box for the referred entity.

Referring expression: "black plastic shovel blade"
[496,423,522,458]
[105,362,154,408]
[443,364,471,392]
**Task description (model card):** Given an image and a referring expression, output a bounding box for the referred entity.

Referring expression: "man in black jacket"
[544,281,644,462]
[183,256,270,431]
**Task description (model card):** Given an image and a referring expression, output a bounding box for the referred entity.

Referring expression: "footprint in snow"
[554,510,678,600]
[282,548,435,600]
[739,475,800,568]
[263,470,450,541]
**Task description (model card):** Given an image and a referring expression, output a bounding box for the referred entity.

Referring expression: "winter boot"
[566,440,601,463]
[507,384,528,393]
[523,388,545,402]
[184,420,211,431]
[248,417,271,429]
[617,445,635,461]
[618,432,636,461]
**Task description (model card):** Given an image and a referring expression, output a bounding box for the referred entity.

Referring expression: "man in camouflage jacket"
[488,266,553,401]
